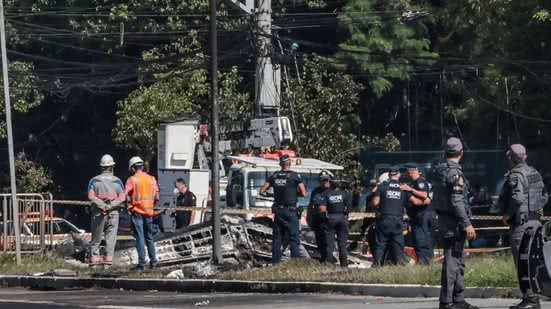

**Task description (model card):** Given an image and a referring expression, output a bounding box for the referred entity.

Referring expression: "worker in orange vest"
[125,156,159,271]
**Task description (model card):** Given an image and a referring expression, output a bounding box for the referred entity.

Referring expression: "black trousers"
[309,213,328,262]
[411,211,435,264]
[374,215,405,266]
[325,213,349,267]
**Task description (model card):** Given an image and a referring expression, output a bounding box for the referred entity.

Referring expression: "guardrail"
[0,194,53,254]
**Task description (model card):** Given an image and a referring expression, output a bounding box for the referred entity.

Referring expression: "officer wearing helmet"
[319,177,352,267]
[260,154,307,264]
[87,154,126,269]
[125,156,160,271]
[307,170,332,262]
[499,144,548,309]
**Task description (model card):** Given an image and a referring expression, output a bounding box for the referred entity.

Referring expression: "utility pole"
[0,0,21,265]
[210,0,223,265]
[255,0,280,117]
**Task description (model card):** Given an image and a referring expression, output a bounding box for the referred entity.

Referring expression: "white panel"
[163,121,198,170]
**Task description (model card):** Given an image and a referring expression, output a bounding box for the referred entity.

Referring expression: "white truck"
[156,118,343,227]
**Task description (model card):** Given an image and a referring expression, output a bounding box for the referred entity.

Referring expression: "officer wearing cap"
[319,178,352,267]
[372,165,424,266]
[307,170,332,262]
[401,163,434,264]
[498,144,548,309]
[260,154,307,264]
[433,137,478,309]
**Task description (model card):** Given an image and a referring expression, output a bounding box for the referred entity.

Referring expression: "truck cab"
[225,156,343,211]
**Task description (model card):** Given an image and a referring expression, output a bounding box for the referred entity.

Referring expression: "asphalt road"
[0,288,550,309]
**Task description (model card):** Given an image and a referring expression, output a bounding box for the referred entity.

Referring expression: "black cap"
[405,163,418,170]
[388,165,400,175]
[319,170,331,181]
[280,154,291,164]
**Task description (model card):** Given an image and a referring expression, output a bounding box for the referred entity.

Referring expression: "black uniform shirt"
[321,188,351,214]
[406,177,430,218]
[268,170,304,206]
[176,190,197,207]
[375,179,412,216]
[309,186,328,215]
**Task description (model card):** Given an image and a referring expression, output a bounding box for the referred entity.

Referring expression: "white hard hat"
[100,154,115,167]
[128,156,144,169]
[377,172,389,184]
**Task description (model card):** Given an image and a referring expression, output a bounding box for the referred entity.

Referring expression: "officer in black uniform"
[498,144,548,309]
[260,155,307,264]
[319,178,351,267]
[174,178,197,228]
[307,170,332,262]
[372,166,422,266]
[401,163,434,264]
[433,137,478,309]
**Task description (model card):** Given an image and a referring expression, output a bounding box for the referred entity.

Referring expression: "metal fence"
[0,193,53,254]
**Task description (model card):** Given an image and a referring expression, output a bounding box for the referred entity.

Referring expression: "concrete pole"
[210,0,223,265]
[0,0,21,265]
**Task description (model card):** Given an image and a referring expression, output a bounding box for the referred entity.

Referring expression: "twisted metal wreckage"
[112,216,372,270]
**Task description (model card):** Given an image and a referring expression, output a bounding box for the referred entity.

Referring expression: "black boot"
[509,298,540,309]
[439,303,455,309]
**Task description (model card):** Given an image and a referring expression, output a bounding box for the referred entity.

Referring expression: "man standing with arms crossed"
[126,156,160,271]
[499,144,548,309]
[88,154,125,269]
[260,154,307,264]
[433,138,477,309]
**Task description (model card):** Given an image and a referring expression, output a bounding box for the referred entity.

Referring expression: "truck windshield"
[246,171,320,208]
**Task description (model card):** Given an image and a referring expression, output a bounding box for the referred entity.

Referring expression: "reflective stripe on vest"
[131,174,156,215]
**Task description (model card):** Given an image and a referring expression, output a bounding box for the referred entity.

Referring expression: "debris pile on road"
[112,216,371,276]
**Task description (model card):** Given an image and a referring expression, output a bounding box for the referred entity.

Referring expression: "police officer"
[307,170,332,262]
[319,178,351,267]
[401,163,434,264]
[499,144,548,309]
[260,154,307,264]
[433,138,478,309]
[372,166,423,266]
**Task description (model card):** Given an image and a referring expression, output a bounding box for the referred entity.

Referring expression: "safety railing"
[0,193,53,254]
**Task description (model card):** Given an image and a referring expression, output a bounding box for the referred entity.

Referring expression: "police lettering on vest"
[268,171,304,206]
[375,180,412,216]
[322,189,350,214]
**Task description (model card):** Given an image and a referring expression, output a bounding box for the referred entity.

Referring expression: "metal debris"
[113,215,372,273]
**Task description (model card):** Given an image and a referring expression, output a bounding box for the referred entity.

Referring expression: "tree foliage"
[0,62,44,138]
[338,0,435,98]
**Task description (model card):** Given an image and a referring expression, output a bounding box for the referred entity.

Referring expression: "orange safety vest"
[129,173,157,216]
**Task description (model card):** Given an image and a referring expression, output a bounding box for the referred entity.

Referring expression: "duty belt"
[274,204,297,211]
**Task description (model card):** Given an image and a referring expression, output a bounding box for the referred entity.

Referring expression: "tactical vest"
[511,165,546,214]
[379,181,405,216]
[326,189,347,214]
[429,161,468,216]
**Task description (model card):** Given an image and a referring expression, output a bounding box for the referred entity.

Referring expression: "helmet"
[128,156,144,169]
[99,154,115,167]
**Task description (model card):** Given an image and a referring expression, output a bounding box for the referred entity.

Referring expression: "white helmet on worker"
[99,154,116,167]
[128,156,144,170]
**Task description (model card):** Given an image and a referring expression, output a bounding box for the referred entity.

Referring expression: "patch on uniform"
[452,174,465,193]
[418,182,425,190]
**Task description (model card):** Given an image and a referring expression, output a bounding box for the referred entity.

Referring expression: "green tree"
[0,62,44,138]
[0,158,54,193]
[282,56,364,174]
[338,0,435,97]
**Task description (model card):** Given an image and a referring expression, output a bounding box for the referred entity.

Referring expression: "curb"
[0,275,520,299]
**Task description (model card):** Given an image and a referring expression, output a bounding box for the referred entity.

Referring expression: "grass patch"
[0,254,68,275]
[215,254,517,288]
